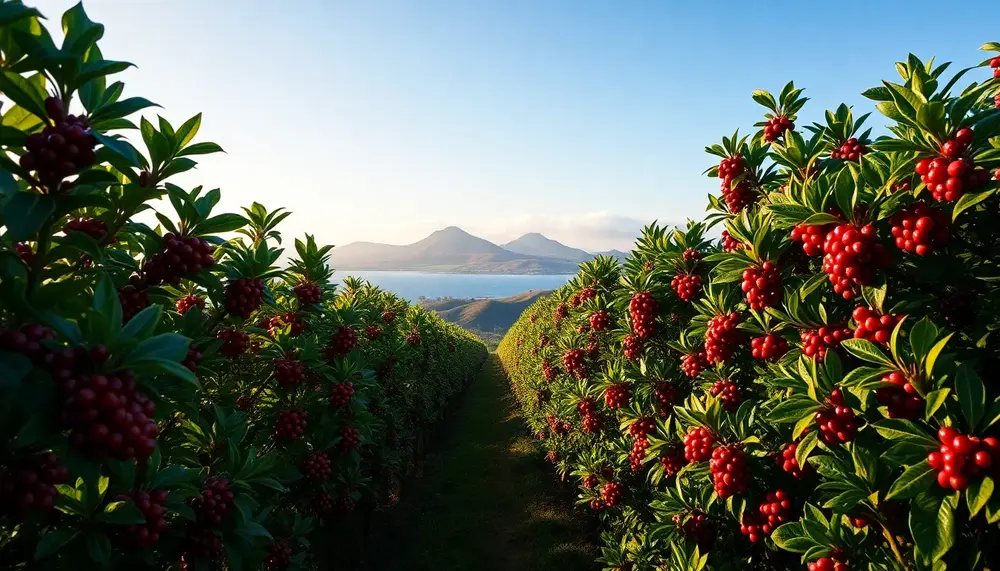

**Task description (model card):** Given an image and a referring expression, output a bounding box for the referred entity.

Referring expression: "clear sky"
[28,0,1000,251]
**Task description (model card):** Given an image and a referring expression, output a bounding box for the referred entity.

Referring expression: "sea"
[338,271,571,303]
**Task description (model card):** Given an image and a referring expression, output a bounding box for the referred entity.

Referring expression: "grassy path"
[363,354,599,571]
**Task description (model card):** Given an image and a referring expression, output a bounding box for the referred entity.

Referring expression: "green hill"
[419,290,551,347]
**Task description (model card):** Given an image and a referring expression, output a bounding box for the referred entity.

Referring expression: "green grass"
[363,354,599,571]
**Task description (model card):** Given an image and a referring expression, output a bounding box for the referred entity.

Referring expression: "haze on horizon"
[27,0,1000,252]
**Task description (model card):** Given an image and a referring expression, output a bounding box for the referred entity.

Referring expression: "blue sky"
[30,0,1000,251]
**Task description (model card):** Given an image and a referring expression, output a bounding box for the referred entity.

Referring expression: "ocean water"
[338,271,571,302]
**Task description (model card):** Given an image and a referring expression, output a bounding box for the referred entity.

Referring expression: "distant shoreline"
[336,268,578,276]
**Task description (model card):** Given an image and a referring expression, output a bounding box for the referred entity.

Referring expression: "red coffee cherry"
[800,324,852,359]
[604,382,630,409]
[324,326,358,359]
[216,327,250,358]
[682,351,708,377]
[851,306,903,345]
[660,445,687,476]
[741,489,792,542]
[875,371,923,419]
[622,334,643,360]
[721,230,745,252]
[888,202,949,256]
[830,137,868,161]
[751,334,789,361]
[718,155,759,213]
[302,451,332,482]
[629,291,658,338]
[821,223,889,300]
[274,408,308,443]
[600,481,625,507]
[710,380,742,411]
[329,382,355,408]
[292,280,323,305]
[777,442,811,479]
[671,273,702,302]
[709,445,750,498]
[763,114,794,142]
[814,389,858,445]
[741,261,782,309]
[190,476,234,527]
[705,312,742,364]
[224,278,265,319]
[683,427,716,462]
[589,310,611,331]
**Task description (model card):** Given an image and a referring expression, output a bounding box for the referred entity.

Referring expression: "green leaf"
[873,419,938,448]
[795,430,819,469]
[119,305,162,341]
[127,333,190,363]
[75,59,134,88]
[61,2,104,54]
[177,141,225,157]
[35,529,80,560]
[14,413,48,447]
[840,338,894,367]
[770,522,815,553]
[149,466,190,489]
[886,460,936,500]
[90,97,160,124]
[3,192,56,242]
[924,389,951,421]
[91,132,141,167]
[953,189,996,221]
[0,350,33,389]
[909,492,955,565]
[95,500,146,525]
[925,333,953,378]
[0,71,47,121]
[769,397,823,423]
[85,532,111,565]
[967,476,994,518]
[909,318,937,362]
[0,2,42,26]
[955,363,986,429]
[175,113,202,149]
[92,273,123,334]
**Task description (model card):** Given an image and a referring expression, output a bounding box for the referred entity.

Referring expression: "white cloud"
[469,212,680,252]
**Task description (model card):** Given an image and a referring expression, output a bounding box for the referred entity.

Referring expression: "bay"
[339,271,570,303]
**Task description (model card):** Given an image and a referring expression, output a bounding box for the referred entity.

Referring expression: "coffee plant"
[499,43,1000,570]
[0,3,486,569]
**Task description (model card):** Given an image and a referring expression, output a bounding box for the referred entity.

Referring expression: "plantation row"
[0,4,487,570]
[498,44,1000,569]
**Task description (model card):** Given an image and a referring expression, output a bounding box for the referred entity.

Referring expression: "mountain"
[419,290,551,348]
[594,249,628,263]
[502,233,593,263]
[327,226,581,274]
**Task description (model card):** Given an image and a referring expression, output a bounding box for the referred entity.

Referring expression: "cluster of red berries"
[682,248,702,263]
[182,345,202,372]
[629,291,658,338]
[19,98,98,189]
[579,286,598,303]
[622,334,642,361]
[588,310,611,331]
[763,114,793,142]
[546,450,559,463]
[406,331,421,346]
[268,313,306,337]
[176,294,206,315]
[815,389,858,445]
[0,452,68,519]
[329,382,355,408]
[340,425,361,452]
[830,138,867,161]
[682,351,708,378]
[577,399,602,433]
[382,309,397,324]
[916,130,991,202]
[674,512,713,550]
[671,273,701,302]
[717,155,758,213]
[184,529,224,562]
[63,217,109,241]
[808,555,849,571]
[888,201,949,256]
[547,415,571,436]
[224,278,265,319]
[993,56,1000,77]
[50,349,159,460]
[604,383,630,409]
[851,306,902,344]
[119,489,170,548]
[629,417,656,439]
[364,325,382,340]
[264,539,293,571]
[928,427,998,491]
[741,262,782,309]
[654,382,678,418]
[709,445,749,498]
[142,233,215,287]
[0,322,55,362]
[118,275,151,322]
[326,326,359,360]
[740,490,791,543]
[274,408,309,443]
[292,281,322,305]
[750,334,788,361]
[660,446,687,476]
[721,230,745,252]
[191,477,234,527]
[876,371,923,419]
[542,361,557,382]
[14,242,35,264]
[777,442,810,478]
[562,348,585,378]
[600,482,624,507]
[553,302,569,322]
[822,223,889,300]
[683,427,715,462]
[629,438,650,472]
[302,451,332,481]
[216,327,250,358]
[800,324,852,359]
[273,357,306,388]
[710,380,742,411]
[790,221,835,257]
[582,474,598,489]
[705,312,742,364]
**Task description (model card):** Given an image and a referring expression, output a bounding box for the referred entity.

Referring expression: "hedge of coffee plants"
[499,43,1000,570]
[0,3,487,570]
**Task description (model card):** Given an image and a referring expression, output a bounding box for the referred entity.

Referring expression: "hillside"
[419,290,551,347]
[502,233,593,262]
[327,227,581,274]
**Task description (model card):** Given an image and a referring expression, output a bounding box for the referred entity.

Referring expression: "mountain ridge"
[327,227,627,274]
